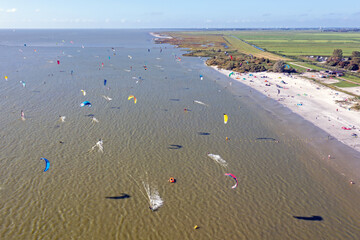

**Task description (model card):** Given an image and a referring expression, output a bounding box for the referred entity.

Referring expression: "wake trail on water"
[126,172,163,211]
[142,182,163,211]
[207,153,228,168]
[193,100,209,107]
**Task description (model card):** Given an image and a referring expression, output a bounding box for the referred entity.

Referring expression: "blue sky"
[0,0,359,28]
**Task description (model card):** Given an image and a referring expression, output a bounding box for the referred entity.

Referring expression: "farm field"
[223,36,288,60]
[166,30,360,58]
[227,31,360,57]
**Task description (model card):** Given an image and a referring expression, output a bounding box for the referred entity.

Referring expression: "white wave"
[207,153,228,167]
[143,182,163,211]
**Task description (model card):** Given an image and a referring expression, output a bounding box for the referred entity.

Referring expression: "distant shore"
[149,32,172,39]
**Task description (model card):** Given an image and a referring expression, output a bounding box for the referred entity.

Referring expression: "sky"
[0,0,359,29]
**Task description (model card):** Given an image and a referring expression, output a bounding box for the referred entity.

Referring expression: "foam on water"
[142,182,163,211]
[207,153,228,167]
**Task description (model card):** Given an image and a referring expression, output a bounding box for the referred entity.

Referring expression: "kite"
[80,101,92,107]
[224,114,228,124]
[224,173,238,189]
[41,158,50,172]
[128,95,137,103]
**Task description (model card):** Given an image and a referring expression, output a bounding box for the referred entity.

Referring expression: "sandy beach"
[213,66,360,153]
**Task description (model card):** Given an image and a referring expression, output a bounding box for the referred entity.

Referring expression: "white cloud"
[205,19,212,23]
[120,19,126,23]
[105,18,110,23]
[6,8,17,13]
[35,9,40,12]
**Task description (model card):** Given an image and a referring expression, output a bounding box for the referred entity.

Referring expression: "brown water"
[0,30,359,239]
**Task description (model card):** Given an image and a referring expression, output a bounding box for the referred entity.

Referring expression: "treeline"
[204,51,296,73]
[326,49,360,72]
[206,54,269,72]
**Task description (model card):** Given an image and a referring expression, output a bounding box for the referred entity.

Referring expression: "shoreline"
[212,66,360,152]
[211,66,360,179]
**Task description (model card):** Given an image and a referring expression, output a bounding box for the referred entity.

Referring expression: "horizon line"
[1,27,360,30]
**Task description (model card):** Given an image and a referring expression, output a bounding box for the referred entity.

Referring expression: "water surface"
[0,29,359,240]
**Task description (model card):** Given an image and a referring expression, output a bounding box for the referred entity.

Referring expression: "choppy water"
[0,29,359,240]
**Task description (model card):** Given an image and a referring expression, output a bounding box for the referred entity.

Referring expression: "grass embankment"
[331,81,358,88]
[340,74,360,84]
[288,62,327,72]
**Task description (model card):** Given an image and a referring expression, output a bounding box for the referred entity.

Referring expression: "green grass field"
[332,80,359,88]
[223,36,287,60]
[226,31,360,57]
[339,74,360,84]
[177,30,360,58]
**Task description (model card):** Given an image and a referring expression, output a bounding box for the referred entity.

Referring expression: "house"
[329,70,345,77]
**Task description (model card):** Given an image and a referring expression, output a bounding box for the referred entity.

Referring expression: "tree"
[351,52,360,64]
[352,51,360,58]
[347,63,359,71]
[224,62,235,70]
[273,60,285,72]
[332,49,343,59]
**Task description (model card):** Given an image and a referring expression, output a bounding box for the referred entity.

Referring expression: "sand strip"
[212,66,360,153]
